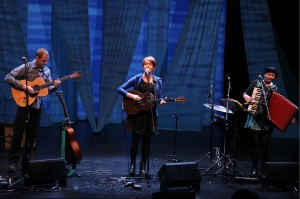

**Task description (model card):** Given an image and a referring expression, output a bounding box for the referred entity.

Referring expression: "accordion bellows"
[268,92,298,132]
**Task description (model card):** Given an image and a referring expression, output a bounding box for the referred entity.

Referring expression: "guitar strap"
[153,81,157,99]
[151,81,157,133]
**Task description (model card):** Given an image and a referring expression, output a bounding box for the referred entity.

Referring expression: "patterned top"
[243,80,278,132]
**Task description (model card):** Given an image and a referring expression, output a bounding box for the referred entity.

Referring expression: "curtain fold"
[158,0,225,132]
[95,0,146,132]
[0,0,28,122]
[147,0,170,76]
[52,0,96,130]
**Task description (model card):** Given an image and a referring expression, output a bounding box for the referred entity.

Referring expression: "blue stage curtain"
[0,0,28,122]
[52,0,96,128]
[95,0,147,132]
[147,0,170,76]
[157,0,226,132]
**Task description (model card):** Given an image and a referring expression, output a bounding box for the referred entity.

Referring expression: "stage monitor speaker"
[157,162,201,192]
[263,162,299,187]
[24,158,67,187]
[152,191,196,199]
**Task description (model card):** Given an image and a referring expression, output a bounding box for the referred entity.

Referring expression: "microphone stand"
[22,57,30,173]
[260,79,271,121]
[222,75,231,177]
[259,78,271,175]
[209,84,214,163]
[146,72,154,179]
[200,83,218,175]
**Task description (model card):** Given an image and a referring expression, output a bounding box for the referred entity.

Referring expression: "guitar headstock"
[70,71,82,79]
[175,96,186,102]
[165,96,186,103]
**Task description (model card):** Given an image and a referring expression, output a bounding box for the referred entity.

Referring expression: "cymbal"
[203,103,234,114]
[218,98,243,107]
[218,98,244,113]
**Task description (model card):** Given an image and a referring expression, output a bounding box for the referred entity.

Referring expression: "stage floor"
[0,121,298,199]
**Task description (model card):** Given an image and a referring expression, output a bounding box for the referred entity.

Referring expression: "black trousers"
[130,133,150,163]
[251,132,271,172]
[8,106,41,165]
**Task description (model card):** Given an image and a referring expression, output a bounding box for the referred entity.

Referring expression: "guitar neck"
[151,99,174,103]
[151,99,162,103]
[62,104,71,126]
[40,75,73,89]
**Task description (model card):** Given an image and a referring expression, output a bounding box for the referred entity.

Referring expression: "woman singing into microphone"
[117,56,166,177]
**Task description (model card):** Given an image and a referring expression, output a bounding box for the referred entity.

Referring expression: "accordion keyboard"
[247,87,262,115]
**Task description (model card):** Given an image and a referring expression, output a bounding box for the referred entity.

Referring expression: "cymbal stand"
[222,74,234,176]
[201,120,228,175]
[199,83,217,166]
[22,57,30,173]
[203,75,235,176]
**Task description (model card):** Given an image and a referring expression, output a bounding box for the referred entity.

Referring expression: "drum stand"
[198,84,215,164]
[201,75,235,176]
[199,83,228,173]
[220,75,234,177]
[201,117,235,175]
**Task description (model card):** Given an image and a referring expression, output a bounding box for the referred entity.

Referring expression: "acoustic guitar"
[12,71,81,107]
[56,91,82,165]
[122,90,186,115]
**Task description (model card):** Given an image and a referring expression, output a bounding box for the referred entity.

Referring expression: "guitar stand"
[66,164,80,177]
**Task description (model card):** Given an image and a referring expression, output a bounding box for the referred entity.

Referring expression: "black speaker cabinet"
[24,158,67,187]
[157,162,201,192]
[263,162,299,187]
[152,191,196,199]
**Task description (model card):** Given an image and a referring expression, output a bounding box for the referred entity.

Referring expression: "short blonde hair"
[142,56,156,67]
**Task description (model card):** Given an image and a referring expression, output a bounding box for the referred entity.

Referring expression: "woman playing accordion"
[242,66,279,177]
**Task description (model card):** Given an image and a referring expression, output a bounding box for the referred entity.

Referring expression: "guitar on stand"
[56,91,82,177]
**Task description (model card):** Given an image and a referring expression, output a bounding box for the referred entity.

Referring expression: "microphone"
[226,74,230,80]
[208,84,213,98]
[22,57,28,62]
[145,68,149,76]
[258,75,264,81]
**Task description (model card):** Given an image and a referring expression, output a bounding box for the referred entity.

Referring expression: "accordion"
[268,92,298,132]
[247,87,263,115]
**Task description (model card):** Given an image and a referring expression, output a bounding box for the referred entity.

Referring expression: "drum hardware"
[199,81,236,176]
[203,104,234,114]
[200,75,239,177]
[198,83,216,165]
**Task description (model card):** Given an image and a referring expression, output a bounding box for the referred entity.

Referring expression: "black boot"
[129,162,136,176]
[139,161,146,177]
